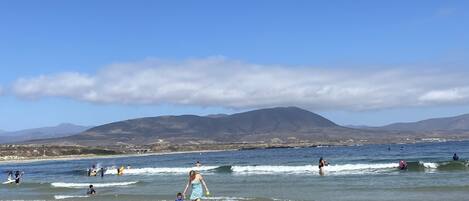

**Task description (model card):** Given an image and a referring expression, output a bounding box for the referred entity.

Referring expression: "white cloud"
[10,57,469,111]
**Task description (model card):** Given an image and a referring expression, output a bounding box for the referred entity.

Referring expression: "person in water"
[195,161,201,167]
[87,185,96,195]
[453,153,459,161]
[117,165,125,175]
[7,171,13,181]
[183,170,210,201]
[100,167,105,178]
[318,157,328,170]
[14,171,23,184]
[399,160,408,170]
[176,192,184,201]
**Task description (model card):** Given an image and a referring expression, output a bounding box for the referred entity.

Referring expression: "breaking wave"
[51,181,138,188]
[105,166,220,175]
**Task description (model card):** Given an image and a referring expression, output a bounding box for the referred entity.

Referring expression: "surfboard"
[2,179,15,184]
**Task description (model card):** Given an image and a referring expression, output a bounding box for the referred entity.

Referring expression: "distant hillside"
[378,114,469,132]
[0,123,92,144]
[35,107,385,146]
[28,108,469,147]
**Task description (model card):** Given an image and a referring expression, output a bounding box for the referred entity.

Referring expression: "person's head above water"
[89,185,93,188]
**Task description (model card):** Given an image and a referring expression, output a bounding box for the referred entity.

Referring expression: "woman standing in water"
[183,170,210,201]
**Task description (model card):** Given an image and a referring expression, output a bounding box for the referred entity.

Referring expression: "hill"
[378,114,469,132]
[0,123,91,143]
[35,107,382,146]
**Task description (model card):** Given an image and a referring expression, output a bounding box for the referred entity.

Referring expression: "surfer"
[399,160,407,170]
[87,185,96,195]
[453,153,459,161]
[183,170,210,201]
[14,171,23,184]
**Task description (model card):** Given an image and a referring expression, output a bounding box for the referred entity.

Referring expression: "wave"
[101,164,398,175]
[105,166,220,175]
[51,181,138,188]
[54,195,89,199]
[203,196,253,200]
[231,163,398,174]
[407,161,469,171]
[85,161,469,176]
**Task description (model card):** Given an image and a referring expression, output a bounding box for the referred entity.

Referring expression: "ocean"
[1,141,469,201]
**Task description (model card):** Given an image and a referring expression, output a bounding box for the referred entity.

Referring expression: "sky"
[1,0,469,131]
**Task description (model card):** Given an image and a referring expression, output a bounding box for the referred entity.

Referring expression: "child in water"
[175,192,184,201]
[87,185,96,195]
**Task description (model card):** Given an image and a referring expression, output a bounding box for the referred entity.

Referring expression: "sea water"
[1,141,469,201]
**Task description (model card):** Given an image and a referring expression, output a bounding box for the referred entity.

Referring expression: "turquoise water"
[2,141,469,201]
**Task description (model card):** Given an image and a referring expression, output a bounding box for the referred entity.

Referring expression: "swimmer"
[87,185,96,195]
[399,160,408,170]
[453,153,459,161]
[318,157,328,170]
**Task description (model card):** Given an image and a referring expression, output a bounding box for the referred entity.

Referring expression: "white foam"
[51,181,138,188]
[54,195,89,199]
[420,162,439,169]
[203,196,253,201]
[105,166,219,175]
[231,163,398,174]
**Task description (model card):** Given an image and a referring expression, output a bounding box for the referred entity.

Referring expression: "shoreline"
[0,149,234,165]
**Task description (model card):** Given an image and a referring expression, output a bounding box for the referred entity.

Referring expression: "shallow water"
[2,141,469,201]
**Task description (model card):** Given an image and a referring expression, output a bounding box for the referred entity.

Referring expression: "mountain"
[378,114,469,132]
[0,123,92,143]
[36,107,381,146]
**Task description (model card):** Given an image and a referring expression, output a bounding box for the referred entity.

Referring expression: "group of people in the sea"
[82,161,210,201]
[87,164,105,177]
[4,152,464,200]
[86,164,131,178]
[4,170,23,184]
[318,153,462,173]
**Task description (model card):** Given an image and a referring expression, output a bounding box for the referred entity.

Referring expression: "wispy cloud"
[435,7,457,17]
[10,57,469,111]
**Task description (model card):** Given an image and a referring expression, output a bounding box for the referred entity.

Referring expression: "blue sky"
[1,0,469,131]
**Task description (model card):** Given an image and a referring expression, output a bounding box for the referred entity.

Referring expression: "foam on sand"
[51,181,138,188]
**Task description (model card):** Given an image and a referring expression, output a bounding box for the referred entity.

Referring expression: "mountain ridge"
[0,123,92,143]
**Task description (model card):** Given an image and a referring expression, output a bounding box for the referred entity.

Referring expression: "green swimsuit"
[190,180,203,200]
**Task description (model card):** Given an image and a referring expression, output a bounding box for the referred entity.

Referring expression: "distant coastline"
[1,138,467,164]
[0,149,231,164]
